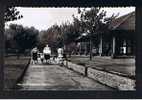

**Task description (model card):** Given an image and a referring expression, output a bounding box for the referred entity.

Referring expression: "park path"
[17,62,113,90]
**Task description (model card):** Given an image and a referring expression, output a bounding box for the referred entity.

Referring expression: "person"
[31,47,38,64]
[57,48,64,65]
[40,53,44,63]
[43,45,51,64]
[52,51,58,64]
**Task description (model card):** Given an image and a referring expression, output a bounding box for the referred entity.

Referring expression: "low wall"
[65,61,135,90]
[88,67,135,90]
[13,58,31,89]
[67,62,85,75]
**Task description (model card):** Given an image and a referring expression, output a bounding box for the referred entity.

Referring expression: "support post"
[0,3,5,90]
[136,7,142,90]
[89,35,92,60]
[112,36,116,58]
[85,42,87,55]
[99,36,103,56]
[79,42,81,55]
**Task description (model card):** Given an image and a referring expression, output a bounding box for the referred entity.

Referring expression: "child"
[57,48,64,65]
[31,47,38,64]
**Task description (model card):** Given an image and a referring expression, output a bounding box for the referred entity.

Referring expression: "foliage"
[72,7,118,60]
[74,7,118,34]
[4,7,23,22]
[60,22,80,45]
[5,24,39,53]
[38,24,62,52]
[38,7,118,56]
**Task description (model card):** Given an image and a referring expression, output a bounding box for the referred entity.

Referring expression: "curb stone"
[13,58,31,89]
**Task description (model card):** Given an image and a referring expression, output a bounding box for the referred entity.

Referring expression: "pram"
[57,48,64,65]
[40,53,44,63]
[31,52,38,64]
[44,53,51,64]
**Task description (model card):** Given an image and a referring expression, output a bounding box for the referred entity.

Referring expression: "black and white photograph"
[3,6,136,91]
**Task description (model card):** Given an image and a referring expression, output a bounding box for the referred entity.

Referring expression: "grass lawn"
[4,55,30,90]
[69,55,135,78]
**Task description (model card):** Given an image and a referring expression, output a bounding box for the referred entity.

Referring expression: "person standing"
[43,44,51,63]
[31,47,38,64]
[57,48,64,65]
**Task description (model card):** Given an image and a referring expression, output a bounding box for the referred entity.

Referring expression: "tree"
[4,7,23,22]
[5,24,39,58]
[60,22,81,57]
[38,22,80,56]
[4,7,23,55]
[14,26,39,54]
[38,24,62,53]
[74,7,118,60]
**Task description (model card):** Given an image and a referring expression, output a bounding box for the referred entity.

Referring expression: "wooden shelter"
[76,33,90,55]
[99,11,136,57]
[76,11,136,57]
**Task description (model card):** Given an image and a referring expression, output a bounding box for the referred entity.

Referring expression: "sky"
[6,7,135,31]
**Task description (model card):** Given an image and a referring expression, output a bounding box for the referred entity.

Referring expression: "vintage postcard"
[4,7,135,91]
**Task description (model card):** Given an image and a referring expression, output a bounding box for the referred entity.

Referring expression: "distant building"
[76,11,135,58]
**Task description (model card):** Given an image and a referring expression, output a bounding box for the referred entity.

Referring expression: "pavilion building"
[76,11,136,58]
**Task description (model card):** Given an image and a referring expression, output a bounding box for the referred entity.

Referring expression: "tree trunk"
[89,35,93,60]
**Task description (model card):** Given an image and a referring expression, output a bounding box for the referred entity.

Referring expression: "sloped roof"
[109,11,135,31]
[76,12,135,42]
[76,33,90,42]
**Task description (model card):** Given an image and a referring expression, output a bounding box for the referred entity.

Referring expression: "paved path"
[17,63,113,90]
